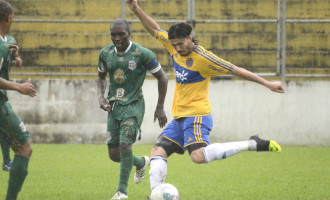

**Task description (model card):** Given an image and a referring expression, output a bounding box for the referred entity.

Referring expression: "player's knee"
[190,153,205,164]
[119,142,132,152]
[14,142,33,158]
[151,146,167,158]
[108,144,120,162]
[187,143,207,163]
[189,148,206,164]
[109,153,120,162]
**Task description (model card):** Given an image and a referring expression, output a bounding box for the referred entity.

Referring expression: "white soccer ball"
[150,183,179,200]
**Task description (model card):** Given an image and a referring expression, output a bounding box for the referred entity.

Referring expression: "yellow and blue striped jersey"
[157,29,235,119]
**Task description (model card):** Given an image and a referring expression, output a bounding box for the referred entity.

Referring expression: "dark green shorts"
[106,99,145,146]
[0,102,30,146]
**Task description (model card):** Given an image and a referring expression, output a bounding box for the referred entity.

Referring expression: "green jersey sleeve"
[140,46,161,74]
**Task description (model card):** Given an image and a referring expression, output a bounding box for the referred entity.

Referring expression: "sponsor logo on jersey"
[186,58,193,67]
[128,60,137,70]
[114,69,125,83]
[175,69,188,82]
[116,88,125,98]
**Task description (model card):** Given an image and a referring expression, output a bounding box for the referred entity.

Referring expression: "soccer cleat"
[250,135,282,153]
[111,191,128,200]
[2,160,13,171]
[134,156,150,184]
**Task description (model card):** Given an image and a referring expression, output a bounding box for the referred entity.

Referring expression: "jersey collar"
[114,40,132,54]
[0,36,7,42]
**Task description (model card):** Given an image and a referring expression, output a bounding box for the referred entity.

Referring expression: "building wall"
[7,0,330,77]
[8,79,330,146]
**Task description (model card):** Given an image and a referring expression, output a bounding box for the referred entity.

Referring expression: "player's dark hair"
[111,18,131,34]
[0,0,13,22]
[168,22,198,45]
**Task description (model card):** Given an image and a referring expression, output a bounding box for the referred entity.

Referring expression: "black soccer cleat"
[250,135,282,153]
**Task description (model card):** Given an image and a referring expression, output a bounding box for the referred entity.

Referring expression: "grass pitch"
[0,144,329,200]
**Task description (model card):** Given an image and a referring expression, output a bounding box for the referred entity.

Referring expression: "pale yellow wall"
[7,0,329,79]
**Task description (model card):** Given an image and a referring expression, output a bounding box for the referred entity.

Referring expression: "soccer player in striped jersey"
[0,1,37,199]
[127,0,285,194]
[97,19,168,199]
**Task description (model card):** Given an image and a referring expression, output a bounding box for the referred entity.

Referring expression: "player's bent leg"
[108,144,121,162]
[202,140,257,163]
[149,148,168,190]
[250,135,282,153]
[134,156,150,184]
[187,143,208,164]
[6,141,31,200]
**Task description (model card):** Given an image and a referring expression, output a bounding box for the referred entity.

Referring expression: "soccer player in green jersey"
[0,1,37,200]
[127,0,285,196]
[97,18,168,199]
[1,35,23,171]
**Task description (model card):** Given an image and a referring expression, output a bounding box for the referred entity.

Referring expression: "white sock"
[149,156,167,190]
[203,141,256,163]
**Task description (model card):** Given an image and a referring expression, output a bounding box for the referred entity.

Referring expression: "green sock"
[117,150,133,195]
[1,140,11,164]
[6,155,29,200]
[133,156,145,170]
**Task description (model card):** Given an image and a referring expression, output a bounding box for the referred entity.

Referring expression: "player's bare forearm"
[0,78,36,97]
[231,66,285,93]
[97,72,111,111]
[126,0,159,37]
[152,68,168,127]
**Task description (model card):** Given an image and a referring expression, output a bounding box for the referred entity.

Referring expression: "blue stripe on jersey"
[172,56,206,84]
[145,59,158,70]
[194,46,233,71]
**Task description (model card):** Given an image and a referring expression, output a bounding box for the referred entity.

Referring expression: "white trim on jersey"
[114,40,132,54]
[150,64,161,74]
[0,58,3,71]
[98,67,106,73]
[0,36,7,42]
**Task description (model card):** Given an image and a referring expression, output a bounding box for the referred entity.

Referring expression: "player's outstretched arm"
[0,78,36,97]
[151,68,168,128]
[126,0,160,37]
[231,66,285,93]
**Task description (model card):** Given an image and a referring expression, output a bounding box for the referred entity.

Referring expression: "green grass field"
[0,144,329,200]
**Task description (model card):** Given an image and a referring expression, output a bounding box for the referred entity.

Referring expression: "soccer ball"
[150,183,179,200]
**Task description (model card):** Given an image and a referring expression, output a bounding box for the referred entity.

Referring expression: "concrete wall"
[7,79,330,146]
[8,0,330,77]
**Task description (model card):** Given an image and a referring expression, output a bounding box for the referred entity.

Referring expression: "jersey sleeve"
[7,36,18,58]
[156,29,176,56]
[197,48,235,77]
[141,47,161,74]
[97,49,107,73]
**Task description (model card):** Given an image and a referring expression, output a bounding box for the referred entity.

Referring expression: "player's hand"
[154,106,167,128]
[19,78,37,97]
[13,56,22,67]
[126,0,138,9]
[268,82,285,93]
[99,97,111,112]
[7,44,19,52]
